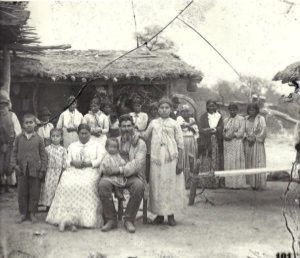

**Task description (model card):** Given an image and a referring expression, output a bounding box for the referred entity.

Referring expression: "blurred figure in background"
[37,107,54,147]
[170,96,180,120]
[244,103,267,190]
[223,103,247,189]
[0,93,21,192]
[103,102,119,138]
[56,96,83,148]
[130,98,148,132]
[177,104,199,189]
[197,100,224,188]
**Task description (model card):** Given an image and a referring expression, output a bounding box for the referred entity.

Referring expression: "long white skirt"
[149,146,187,216]
[46,167,103,228]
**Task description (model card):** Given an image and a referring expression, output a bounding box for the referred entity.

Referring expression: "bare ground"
[1,181,299,258]
[0,136,299,258]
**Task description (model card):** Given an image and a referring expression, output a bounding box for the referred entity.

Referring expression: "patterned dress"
[46,140,105,228]
[244,115,267,190]
[40,144,67,207]
[142,117,186,216]
[223,115,247,189]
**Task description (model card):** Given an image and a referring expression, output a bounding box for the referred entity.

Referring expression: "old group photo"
[0,1,299,257]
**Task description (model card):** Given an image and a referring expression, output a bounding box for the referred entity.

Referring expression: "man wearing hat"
[170,96,180,120]
[0,93,21,192]
[37,107,54,147]
[129,97,148,132]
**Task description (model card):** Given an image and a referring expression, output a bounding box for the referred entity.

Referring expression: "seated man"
[98,114,146,233]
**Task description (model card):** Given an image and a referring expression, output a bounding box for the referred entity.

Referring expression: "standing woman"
[198,100,224,188]
[223,103,247,189]
[56,96,83,149]
[177,105,199,189]
[83,97,109,147]
[140,98,185,226]
[46,124,105,231]
[244,103,267,190]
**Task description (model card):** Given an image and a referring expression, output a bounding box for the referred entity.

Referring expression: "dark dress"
[197,112,224,188]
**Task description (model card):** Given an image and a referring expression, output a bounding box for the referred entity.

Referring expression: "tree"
[135,25,175,51]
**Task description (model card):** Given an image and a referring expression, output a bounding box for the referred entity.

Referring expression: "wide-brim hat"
[40,107,51,116]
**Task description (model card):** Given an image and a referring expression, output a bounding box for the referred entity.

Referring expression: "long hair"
[246,103,260,116]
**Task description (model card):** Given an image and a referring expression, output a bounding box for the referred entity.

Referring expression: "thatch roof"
[1,49,203,82]
[273,61,300,83]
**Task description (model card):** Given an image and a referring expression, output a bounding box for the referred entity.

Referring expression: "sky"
[27,0,300,93]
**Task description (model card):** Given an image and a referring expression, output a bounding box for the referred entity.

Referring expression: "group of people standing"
[196,100,267,190]
[0,91,268,234]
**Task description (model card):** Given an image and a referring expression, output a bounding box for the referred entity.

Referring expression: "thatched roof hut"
[1,49,203,82]
[0,49,203,121]
[273,61,300,84]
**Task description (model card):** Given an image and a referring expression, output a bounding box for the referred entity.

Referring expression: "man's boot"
[124,220,135,233]
[101,220,117,232]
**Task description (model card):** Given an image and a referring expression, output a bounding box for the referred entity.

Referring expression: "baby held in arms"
[100,138,127,200]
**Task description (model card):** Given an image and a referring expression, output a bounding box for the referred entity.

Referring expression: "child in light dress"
[40,128,67,211]
[100,138,127,200]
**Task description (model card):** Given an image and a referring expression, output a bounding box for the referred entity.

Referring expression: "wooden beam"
[196,167,291,178]
[1,44,11,95]
[9,44,71,51]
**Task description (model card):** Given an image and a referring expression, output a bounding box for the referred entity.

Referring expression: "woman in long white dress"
[46,124,105,232]
[140,98,185,226]
[56,96,83,148]
[223,103,247,189]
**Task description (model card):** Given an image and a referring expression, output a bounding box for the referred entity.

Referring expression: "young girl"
[140,97,185,226]
[56,96,83,148]
[40,128,67,210]
[83,97,109,146]
[100,138,127,200]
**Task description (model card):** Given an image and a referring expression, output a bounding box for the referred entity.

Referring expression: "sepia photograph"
[0,0,299,257]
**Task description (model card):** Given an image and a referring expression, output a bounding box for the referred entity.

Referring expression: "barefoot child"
[11,113,47,223]
[100,138,127,200]
[140,98,185,226]
[40,128,67,211]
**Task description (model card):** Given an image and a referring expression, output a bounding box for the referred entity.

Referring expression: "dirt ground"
[0,135,299,258]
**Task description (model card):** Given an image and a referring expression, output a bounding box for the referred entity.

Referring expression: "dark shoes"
[152,215,164,225]
[101,220,117,232]
[124,221,136,233]
[16,214,27,224]
[167,215,176,226]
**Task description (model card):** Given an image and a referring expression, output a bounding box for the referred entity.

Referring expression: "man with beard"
[98,114,146,233]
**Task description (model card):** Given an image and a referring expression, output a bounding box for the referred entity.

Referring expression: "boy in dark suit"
[11,113,47,223]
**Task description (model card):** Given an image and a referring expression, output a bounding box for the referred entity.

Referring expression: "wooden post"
[2,45,11,95]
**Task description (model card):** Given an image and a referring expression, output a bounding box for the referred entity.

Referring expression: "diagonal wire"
[44,0,194,125]
[177,17,241,79]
